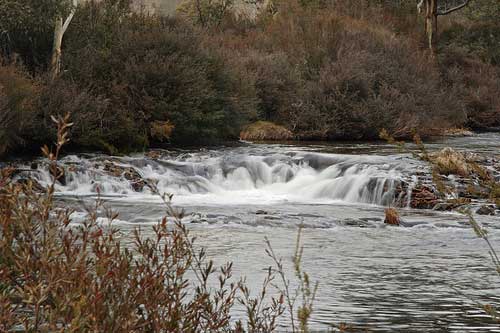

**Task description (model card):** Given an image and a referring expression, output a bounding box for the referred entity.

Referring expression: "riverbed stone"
[103,162,146,192]
[476,205,496,216]
[410,185,439,209]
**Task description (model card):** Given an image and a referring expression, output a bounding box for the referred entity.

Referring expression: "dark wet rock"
[359,217,383,222]
[337,218,376,228]
[103,162,145,192]
[477,205,496,216]
[399,221,428,228]
[433,203,456,211]
[130,179,146,192]
[145,150,162,159]
[410,185,439,209]
[433,198,471,211]
[14,178,46,193]
[255,210,268,215]
[49,165,66,186]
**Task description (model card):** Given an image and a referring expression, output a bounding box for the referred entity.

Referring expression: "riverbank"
[2,1,500,158]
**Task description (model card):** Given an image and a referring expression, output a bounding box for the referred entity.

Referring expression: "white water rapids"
[32,150,415,207]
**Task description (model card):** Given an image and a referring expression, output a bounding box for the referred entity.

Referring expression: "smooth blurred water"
[33,132,500,331]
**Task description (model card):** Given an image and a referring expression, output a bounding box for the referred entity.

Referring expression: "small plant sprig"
[265,227,318,333]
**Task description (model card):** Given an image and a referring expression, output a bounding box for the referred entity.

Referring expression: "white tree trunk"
[51,17,64,79]
[50,0,78,80]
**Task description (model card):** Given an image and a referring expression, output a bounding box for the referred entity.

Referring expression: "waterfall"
[20,149,416,207]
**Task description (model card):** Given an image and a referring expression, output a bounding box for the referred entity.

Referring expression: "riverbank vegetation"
[1,0,499,157]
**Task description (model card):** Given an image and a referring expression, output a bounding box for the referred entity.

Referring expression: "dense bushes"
[64,19,255,145]
[61,0,256,147]
[1,1,256,156]
[0,64,38,155]
[1,0,499,158]
[212,3,466,139]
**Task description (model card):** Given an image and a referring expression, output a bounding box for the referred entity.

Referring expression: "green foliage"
[61,1,254,146]
[0,0,72,71]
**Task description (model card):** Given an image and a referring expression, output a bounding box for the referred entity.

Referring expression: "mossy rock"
[240,121,293,141]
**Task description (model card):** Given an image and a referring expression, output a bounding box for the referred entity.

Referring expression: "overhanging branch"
[436,0,470,16]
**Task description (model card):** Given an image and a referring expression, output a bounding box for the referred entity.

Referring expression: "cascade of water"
[22,150,413,206]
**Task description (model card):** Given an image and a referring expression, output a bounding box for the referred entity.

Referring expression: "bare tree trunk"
[50,17,64,80]
[420,0,470,52]
[424,0,438,52]
[50,0,78,80]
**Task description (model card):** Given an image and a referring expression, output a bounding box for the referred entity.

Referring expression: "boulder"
[433,198,471,211]
[103,162,145,192]
[410,185,439,209]
[476,205,496,216]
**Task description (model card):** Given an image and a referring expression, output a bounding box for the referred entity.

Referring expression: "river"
[20,132,500,331]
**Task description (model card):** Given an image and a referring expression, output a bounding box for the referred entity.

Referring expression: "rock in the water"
[255,210,268,215]
[410,185,439,209]
[433,198,471,211]
[103,162,145,192]
[49,165,66,186]
[476,205,496,216]
[384,208,401,226]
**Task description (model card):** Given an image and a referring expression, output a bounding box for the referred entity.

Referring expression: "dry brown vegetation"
[240,121,293,141]
[430,147,470,176]
[384,207,401,226]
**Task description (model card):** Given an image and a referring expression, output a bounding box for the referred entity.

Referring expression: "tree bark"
[50,17,64,80]
[424,0,438,52]
[50,0,78,80]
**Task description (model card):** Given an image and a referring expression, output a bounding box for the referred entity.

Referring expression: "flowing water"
[22,133,500,331]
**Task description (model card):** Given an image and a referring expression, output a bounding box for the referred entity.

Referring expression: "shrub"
[439,47,500,129]
[0,64,38,156]
[35,77,144,153]
[240,121,293,141]
[214,4,466,140]
[430,147,469,176]
[0,0,73,72]
[62,3,255,147]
